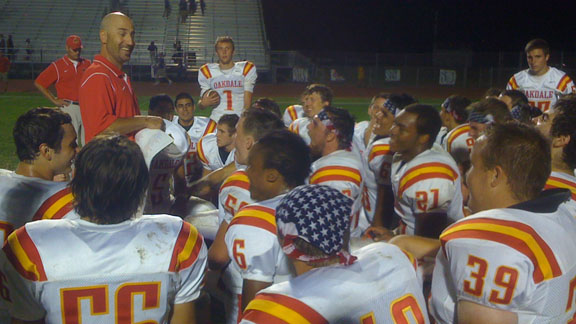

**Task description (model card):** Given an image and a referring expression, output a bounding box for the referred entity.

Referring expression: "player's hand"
[201,90,221,108]
[363,226,394,242]
[146,116,166,131]
[54,98,68,107]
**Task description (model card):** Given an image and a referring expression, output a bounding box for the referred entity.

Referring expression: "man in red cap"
[35,35,91,145]
[79,12,164,143]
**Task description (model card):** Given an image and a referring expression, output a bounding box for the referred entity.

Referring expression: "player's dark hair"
[148,94,174,119]
[403,104,442,148]
[551,98,576,169]
[484,87,502,98]
[387,93,418,112]
[71,135,149,224]
[215,36,235,51]
[500,90,529,107]
[290,235,350,267]
[241,108,285,141]
[253,130,311,188]
[218,114,239,134]
[443,95,471,124]
[175,92,195,105]
[467,98,512,124]
[370,92,390,106]
[251,97,282,118]
[481,123,550,201]
[323,106,355,150]
[304,84,333,105]
[525,38,550,56]
[13,108,72,161]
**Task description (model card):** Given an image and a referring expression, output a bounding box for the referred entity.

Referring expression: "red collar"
[93,54,124,77]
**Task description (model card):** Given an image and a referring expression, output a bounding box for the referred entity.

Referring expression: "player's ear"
[99,30,107,44]
[245,136,254,151]
[417,134,430,146]
[39,143,52,160]
[552,134,570,148]
[265,169,279,183]
[489,166,504,188]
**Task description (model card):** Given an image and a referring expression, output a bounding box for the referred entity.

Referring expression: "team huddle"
[1,10,576,324]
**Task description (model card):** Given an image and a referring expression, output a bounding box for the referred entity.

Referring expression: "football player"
[289,84,333,145]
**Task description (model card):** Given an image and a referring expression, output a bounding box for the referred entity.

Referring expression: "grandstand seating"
[0,0,270,71]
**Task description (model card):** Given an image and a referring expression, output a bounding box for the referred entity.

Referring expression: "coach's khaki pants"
[61,103,84,146]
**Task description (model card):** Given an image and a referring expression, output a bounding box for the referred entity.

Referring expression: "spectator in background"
[154,52,173,86]
[179,0,188,23]
[200,0,206,15]
[189,0,197,15]
[7,34,14,61]
[0,51,10,93]
[163,0,171,18]
[25,38,33,61]
[147,41,158,64]
[0,34,5,54]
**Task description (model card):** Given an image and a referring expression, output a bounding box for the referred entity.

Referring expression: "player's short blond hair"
[214,36,235,51]
[525,38,550,56]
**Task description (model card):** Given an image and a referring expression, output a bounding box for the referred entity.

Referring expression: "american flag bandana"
[468,111,494,124]
[317,109,336,131]
[442,98,461,121]
[276,184,357,265]
[384,100,399,116]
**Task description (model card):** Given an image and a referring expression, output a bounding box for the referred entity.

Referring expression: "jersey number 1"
[223,90,233,110]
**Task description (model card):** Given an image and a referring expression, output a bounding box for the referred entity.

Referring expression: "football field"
[0,91,444,170]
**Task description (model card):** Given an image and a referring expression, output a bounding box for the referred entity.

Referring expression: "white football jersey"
[391,149,464,235]
[289,117,311,145]
[361,137,393,224]
[1,215,207,322]
[506,67,575,112]
[436,126,448,146]
[282,104,304,127]
[431,190,576,323]
[196,133,235,171]
[353,120,374,157]
[198,61,257,122]
[241,242,429,324]
[309,149,368,236]
[443,123,474,158]
[544,171,576,217]
[0,172,77,242]
[218,170,255,225]
[225,196,293,322]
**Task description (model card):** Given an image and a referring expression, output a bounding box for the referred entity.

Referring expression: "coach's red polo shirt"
[79,55,140,142]
[35,56,91,101]
[0,56,10,73]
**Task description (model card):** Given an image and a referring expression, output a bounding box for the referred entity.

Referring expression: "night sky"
[261,0,576,53]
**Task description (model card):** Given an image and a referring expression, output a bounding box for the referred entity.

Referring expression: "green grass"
[0,92,443,170]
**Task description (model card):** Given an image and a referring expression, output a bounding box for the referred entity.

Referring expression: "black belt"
[64,100,79,105]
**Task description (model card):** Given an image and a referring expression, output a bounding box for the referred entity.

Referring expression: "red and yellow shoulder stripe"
[557,75,573,92]
[286,105,299,121]
[243,292,328,324]
[242,62,255,76]
[3,227,47,281]
[229,205,276,234]
[507,76,519,89]
[398,162,458,198]
[545,175,576,201]
[203,119,217,136]
[441,217,562,283]
[310,166,361,186]
[220,170,250,192]
[289,121,300,134]
[446,124,471,152]
[169,222,204,272]
[369,144,391,162]
[400,248,418,272]
[196,136,209,165]
[199,64,212,79]
[32,187,74,221]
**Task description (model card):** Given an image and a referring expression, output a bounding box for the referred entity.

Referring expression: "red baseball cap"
[66,35,83,50]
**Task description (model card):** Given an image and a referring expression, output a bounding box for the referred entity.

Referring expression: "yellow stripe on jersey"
[176,225,200,267]
[446,124,470,152]
[369,144,391,162]
[508,76,519,89]
[398,163,457,197]
[557,75,572,92]
[43,192,74,219]
[233,207,276,226]
[196,137,209,165]
[5,228,47,281]
[310,167,361,185]
[246,298,314,324]
[243,62,255,76]
[200,65,212,79]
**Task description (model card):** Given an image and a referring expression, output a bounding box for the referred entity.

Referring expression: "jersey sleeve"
[34,63,58,89]
[506,75,519,90]
[170,222,208,304]
[368,144,393,186]
[242,62,257,93]
[1,228,46,321]
[218,172,251,224]
[309,165,362,199]
[197,64,212,97]
[556,74,575,95]
[195,135,211,170]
